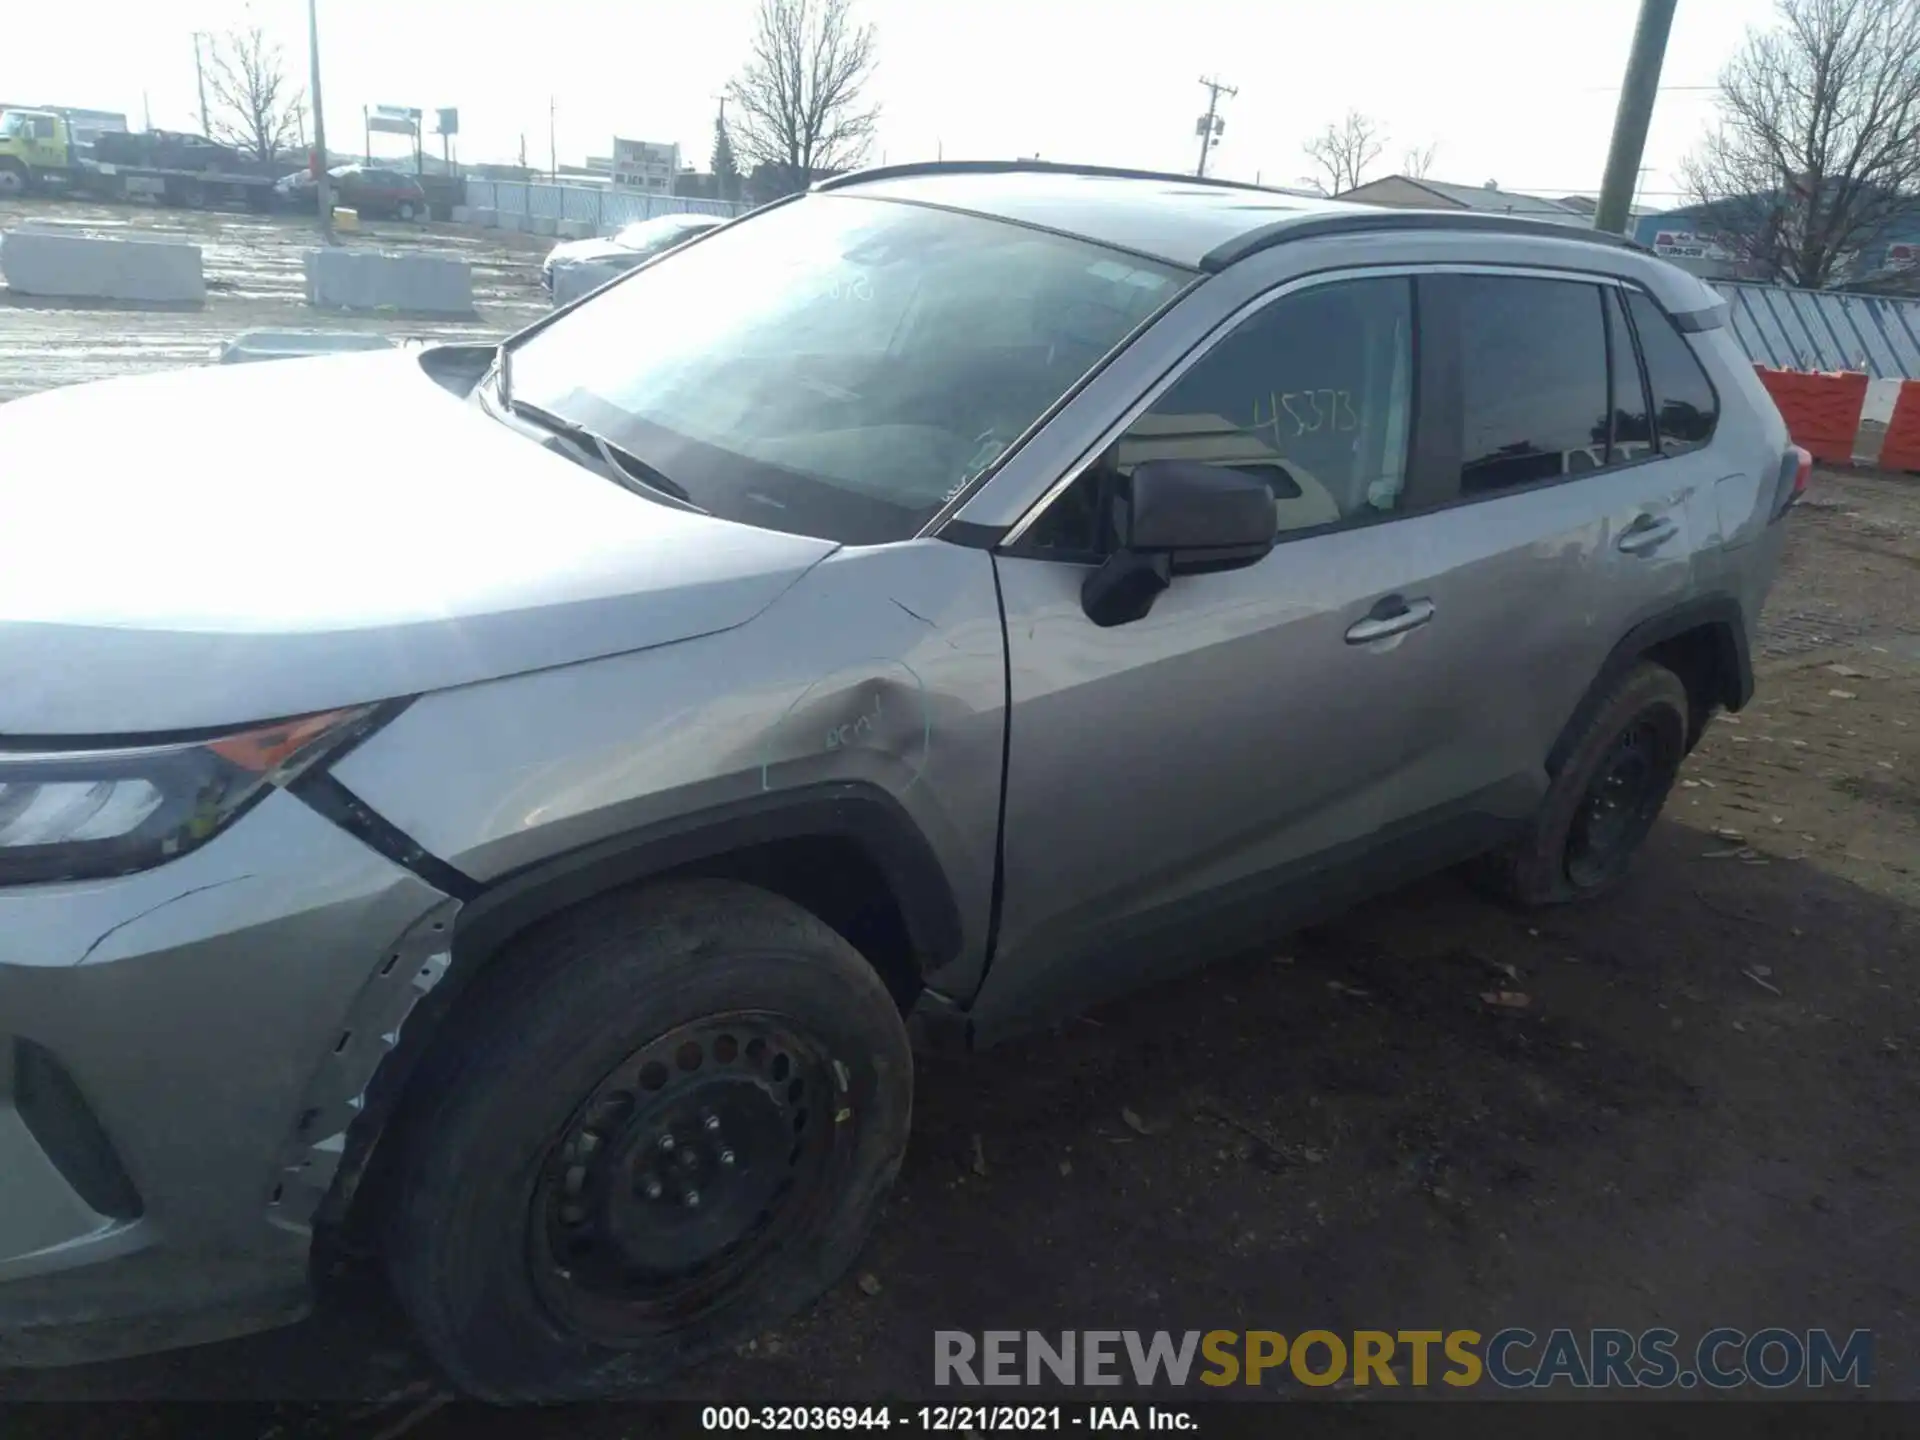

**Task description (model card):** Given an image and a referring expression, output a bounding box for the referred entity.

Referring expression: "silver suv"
[0,162,1799,1400]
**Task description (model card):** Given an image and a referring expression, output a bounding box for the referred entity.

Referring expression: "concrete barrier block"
[304,247,475,317]
[498,212,526,233]
[0,228,205,304]
[470,207,497,229]
[451,205,472,225]
[529,216,559,238]
[557,218,593,240]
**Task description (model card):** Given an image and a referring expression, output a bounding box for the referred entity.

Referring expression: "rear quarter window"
[1626,290,1719,455]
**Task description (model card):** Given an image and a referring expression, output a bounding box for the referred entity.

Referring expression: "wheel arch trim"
[1545,594,1752,776]
[309,781,962,1234]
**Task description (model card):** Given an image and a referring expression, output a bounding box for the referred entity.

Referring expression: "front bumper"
[0,788,449,1366]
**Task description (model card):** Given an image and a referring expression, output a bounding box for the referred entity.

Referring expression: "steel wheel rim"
[527,1011,845,1341]
[1565,712,1674,888]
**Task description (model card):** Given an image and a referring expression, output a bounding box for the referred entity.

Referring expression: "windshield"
[508,194,1188,545]
[0,112,34,140]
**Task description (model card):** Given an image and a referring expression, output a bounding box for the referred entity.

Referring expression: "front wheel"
[0,161,28,197]
[383,879,913,1402]
[397,201,417,222]
[1471,660,1690,906]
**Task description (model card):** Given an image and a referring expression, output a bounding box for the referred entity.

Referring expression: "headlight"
[0,705,390,885]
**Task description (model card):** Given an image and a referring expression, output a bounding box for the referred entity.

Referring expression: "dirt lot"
[0,198,549,401]
[0,296,1916,1428]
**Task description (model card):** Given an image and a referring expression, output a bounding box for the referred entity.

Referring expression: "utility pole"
[1195,75,1236,178]
[549,96,557,182]
[1594,0,1678,234]
[191,33,212,137]
[307,0,333,243]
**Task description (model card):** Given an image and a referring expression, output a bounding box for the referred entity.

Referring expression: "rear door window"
[1448,275,1612,493]
[1625,290,1719,455]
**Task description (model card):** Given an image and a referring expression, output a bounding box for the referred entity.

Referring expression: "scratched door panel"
[333,539,1011,999]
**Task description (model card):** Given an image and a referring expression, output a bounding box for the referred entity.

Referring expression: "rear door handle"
[1345,596,1436,644]
[1617,513,1680,555]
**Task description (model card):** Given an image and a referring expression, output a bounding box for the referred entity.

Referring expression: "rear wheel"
[383,879,913,1402]
[397,200,417,222]
[1472,660,1690,906]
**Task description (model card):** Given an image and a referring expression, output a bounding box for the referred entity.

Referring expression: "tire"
[0,161,27,197]
[397,201,416,222]
[383,879,913,1402]
[1471,660,1690,907]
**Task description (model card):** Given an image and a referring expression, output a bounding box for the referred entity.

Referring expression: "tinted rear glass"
[1451,276,1611,493]
[1626,290,1719,455]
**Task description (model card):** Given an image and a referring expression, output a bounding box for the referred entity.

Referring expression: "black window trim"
[1602,285,1658,466]
[1619,282,1724,457]
[998,258,1686,556]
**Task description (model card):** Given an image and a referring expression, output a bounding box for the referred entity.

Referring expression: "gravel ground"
[0,198,550,401]
[0,259,1916,1431]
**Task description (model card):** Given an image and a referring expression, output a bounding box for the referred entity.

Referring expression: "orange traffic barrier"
[1878,380,1920,473]
[1753,366,1869,466]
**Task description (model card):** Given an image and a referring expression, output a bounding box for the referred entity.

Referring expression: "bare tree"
[711,107,742,202]
[726,0,879,200]
[1303,111,1387,195]
[204,27,305,162]
[1682,0,1920,288]
[1403,142,1440,179]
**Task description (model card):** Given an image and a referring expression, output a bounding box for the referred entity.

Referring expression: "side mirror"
[1081,459,1276,627]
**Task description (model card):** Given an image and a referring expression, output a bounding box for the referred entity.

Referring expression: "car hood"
[0,350,839,734]
[546,236,637,268]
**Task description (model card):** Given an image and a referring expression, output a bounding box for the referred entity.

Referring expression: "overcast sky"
[9,0,1780,207]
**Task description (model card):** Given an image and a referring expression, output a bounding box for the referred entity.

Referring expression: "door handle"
[1345,596,1436,645]
[1617,513,1680,555]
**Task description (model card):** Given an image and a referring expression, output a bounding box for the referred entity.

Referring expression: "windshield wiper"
[504,394,707,515]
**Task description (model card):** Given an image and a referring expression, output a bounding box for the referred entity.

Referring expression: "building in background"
[1337,175,1590,227]
[1632,194,1920,286]
[611,138,680,194]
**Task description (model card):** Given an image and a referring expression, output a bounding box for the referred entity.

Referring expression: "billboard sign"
[369,105,420,136]
[1651,229,1733,262]
[611,137,681,193]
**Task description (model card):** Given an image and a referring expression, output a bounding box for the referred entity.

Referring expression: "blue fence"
[1711,281,1920,380]
[464,180,747,234]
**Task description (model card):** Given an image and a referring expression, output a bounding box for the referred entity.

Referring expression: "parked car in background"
[277,164,429,221]
[542,211,725,304]
[0,161,1799,1402]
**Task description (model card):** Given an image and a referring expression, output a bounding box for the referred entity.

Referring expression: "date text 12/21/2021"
[702,1406,1197,1431]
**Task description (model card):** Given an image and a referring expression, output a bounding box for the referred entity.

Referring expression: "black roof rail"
[813,158,1304,198]
[1201,209,1652,272]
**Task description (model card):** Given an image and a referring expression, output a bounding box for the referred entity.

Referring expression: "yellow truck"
[0,109,280,208]
[0,109,72,195]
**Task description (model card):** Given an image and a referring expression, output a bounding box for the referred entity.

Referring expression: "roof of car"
[813,160,1646,271]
